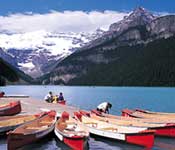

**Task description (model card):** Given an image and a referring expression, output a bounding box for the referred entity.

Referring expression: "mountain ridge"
[39,7,175,86]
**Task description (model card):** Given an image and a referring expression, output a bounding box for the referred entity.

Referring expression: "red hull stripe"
[58,101,66,105]
[126,132,154,148]
[154,126,175,137]
[63,137,86,150]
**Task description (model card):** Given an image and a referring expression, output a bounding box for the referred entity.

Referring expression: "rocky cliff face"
[109,7,155,32]
[149,15,175,38]
[40,7,175,85]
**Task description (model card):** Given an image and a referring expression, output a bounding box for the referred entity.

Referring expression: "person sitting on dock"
[44,91,53,103]
[97,102,112,114]
[58,92,64,101]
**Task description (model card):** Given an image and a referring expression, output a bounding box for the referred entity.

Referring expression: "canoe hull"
[122,109,175,137]
[151,125,175,137]
[58,100,66,105]
[7,110,56,150]
[0,101,21,116]
[88,126,154,148]
[126,131,154,148]
[55,128,88,150]
[7,123,54,150]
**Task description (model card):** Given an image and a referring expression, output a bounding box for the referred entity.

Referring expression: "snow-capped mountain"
[80,7,157,51]
[40,7,175,85]
[0,29,105,77]
[109,7,156,32]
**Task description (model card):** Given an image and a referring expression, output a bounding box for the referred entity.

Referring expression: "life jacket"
[52,96,58,103]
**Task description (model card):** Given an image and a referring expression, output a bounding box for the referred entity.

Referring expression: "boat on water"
[87,110,175,137]
[122,108,175,119]
[74,112,155,148]
[58,100,66,105]
[0,112,46,134]
[7,110,56,150]
[55,111,89,150]
[0,101,21,116]
[51,100,66,105]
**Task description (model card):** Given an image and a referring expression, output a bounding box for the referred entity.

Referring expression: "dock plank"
[0,97,79,117]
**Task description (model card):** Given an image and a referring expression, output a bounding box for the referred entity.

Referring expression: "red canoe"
[89,109,175,138]
[58,100,66,105]
[75,112,155,148]
[121,109,175,137]
[54,111,89,150]
[7,110,56,150]
[0,101,21,116]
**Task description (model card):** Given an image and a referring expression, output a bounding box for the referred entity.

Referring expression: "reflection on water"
[1,85,175,150]
[0,129,175,150]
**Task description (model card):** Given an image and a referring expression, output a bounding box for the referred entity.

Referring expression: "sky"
[0,0,174,33]
[1,0,175,15]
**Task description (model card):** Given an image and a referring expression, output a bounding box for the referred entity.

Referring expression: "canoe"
[0,112,46,134]
[52,100,66,105]
[122,109,175,119]
[7,110,56,150]
[0,101,21,116]
[74,112,155,148]
[54,111,89,150]
[95,109,175,124]
[88,110,175,137]
[135,108,175,115]
[58,100,66,105]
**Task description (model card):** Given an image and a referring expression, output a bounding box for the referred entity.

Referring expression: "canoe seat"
[66,122,76,125]
[40,121,51,124]
[100,127,118,132]
[84,122,97,127]
[26,126,48,130]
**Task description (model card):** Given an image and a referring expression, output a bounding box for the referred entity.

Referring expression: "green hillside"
[0,58,34,86]
[43,36,175,86]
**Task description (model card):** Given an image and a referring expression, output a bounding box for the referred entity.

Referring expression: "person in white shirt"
[44,91,53,103]
[97,102,112,113]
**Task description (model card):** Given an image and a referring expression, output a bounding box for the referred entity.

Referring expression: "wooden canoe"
[122,109,175,120]
[88,110,175,137]
[0,112,46,134]
[55,111,89,150]
[0,101,21,116]
[135,108,175,115]
[74,112,155,148]
[91,109,175,124]
[7,110,56,150]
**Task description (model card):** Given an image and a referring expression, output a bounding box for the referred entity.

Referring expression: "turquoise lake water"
[1,85,175,150]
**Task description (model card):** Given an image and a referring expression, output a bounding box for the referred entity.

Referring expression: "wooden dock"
[0,96,79,117]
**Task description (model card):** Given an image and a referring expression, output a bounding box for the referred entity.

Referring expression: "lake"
[1,85,175,150]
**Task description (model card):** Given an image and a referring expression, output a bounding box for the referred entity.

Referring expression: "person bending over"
[97,102,112,114]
